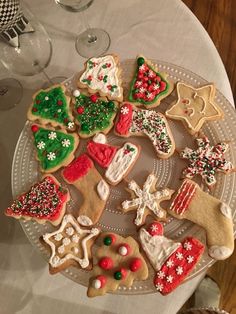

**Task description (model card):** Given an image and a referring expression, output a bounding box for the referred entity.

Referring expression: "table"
[0,1,234,313]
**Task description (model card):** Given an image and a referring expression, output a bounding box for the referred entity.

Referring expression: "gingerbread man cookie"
[87,232,148,297]
[121,174,175,226]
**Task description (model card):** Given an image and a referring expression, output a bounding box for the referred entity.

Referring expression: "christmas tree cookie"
[87,232,148,297]
[28,84,75,132]
[128,55,174,108]
[78,54,123,102]
[41,214,100,274]
[5,175,70,226]
[72,90,118,138]
[31,124,79,173]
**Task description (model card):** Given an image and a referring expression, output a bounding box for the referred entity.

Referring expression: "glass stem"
[80,11,97,43]
[41,69,54,85]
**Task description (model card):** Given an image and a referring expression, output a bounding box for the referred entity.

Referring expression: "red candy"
[77,106,84,114]
[57,100,63,105]
[31,125,39,133]
[96,275,107,288]
[130,258,142,272]
[99,257,113,270]
[90,94,98,103]
[147,221,164,236]
[120,267,128,279]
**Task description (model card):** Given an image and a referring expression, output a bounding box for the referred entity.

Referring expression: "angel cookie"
[72,90,118,138]
[41,214,100,274]
[5,175,69,226]
[121,174,174,226]
[28,84,75,132]
[31,124,79,173]
[87,232,148,297]
[128,55,174,108]
[87,133,141,185]
[165,82,224,134]
[180,136,234,187]
[139,222,205,295]
[78,54,123,102]
[115,103,175,159]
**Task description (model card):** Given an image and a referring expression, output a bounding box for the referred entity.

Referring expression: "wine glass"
[54,0,111,58]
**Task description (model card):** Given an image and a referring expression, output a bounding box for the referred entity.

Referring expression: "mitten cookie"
[41,214,100,274]
[128,55,174,108]
[28,84,75,132]
[87,232,148,297]
[5,175,69,226]
[78,54,123,102]
[180,136,234,187]
[115,103,175,159]
[61,154,110,226]
[165,82,223,134]
[121,174,175,226]
[168,179,234,260]
[31,124,79,173]
[72,90,118,138]
[139,222,204,295]
[87,133,141,185]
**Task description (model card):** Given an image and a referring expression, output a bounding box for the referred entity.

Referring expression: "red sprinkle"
[77,106,84,114]
[99,257,113,270]
[31,125,39,133]
[57,100,63,105]
[90,94,98,103]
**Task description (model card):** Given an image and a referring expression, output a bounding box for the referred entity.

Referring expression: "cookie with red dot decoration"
[27,84,75,132]
[78,54,123,102]
[128,55,174,108]
[87,232,148,297]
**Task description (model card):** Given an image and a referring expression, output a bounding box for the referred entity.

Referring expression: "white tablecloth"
[0,0,234,313]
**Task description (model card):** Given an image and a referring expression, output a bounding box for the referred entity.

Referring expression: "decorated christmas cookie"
[180,136,234,187]
[28,84,75,132]
[87,232,148,297]
[168,179,234,260]
[165,82,224,134]
[5,175,69,226]
[72,90,118,138]
[128,55,174,108]
[31,124,79,173]
[87,133,141,185]
[121,174,175,226]
[61,154,110,225]
[78,54,123,102]
[115,102,175,159]
[41,214,100,274]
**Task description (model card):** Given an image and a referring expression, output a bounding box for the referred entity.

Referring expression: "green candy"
[137,57,145,66]
[114,271,122,280]
[103,236,112,246]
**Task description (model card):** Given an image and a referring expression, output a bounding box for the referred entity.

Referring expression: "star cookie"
[165,82,224,134]
[180,136,234,187]
[121,174,175,226]
[41,214,100,274]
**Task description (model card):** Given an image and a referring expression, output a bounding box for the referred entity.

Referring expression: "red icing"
[170,180,197,215]
[90,94,98,103]
[5,176,68,221]
[87,141,117,168]
[115,103,133,136]
[147,222,164,236]
[62,154,93,183]
[118,243,131,256]
[154,237,204,295]
[31,125,39,133]
[130,258,142,272]
[96,275,107,287]
[99,257,114,270]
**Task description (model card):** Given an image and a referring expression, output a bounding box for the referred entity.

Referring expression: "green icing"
[33,128,75,171]
[74,94,117,135]
[32,86,73,128]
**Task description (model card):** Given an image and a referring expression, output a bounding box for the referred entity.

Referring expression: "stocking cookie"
[61,154,110,225]
[87,232,148,297]
[87,133,141,185]
[128,55,174,108]
[139,222,205,295]
[78,54,123,102]
[5,175,69,226]
[180,136,234,187]
[73,90,118,138]
[165,82,224,134]
[121,174,175,226]
[31,124,79,173]
[168,179,234,260]
[28,84,75,132]
[41,214,100,274]
[115,103,175,159]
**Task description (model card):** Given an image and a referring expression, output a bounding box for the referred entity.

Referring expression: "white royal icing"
[105,142,138,184]
[73,89,81,97]
[139,228,181,271]
[77,215,93,226]
[208,245,233,260]
[220,203,232,219]
[97,180,110,201]
[93,133,107,144]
